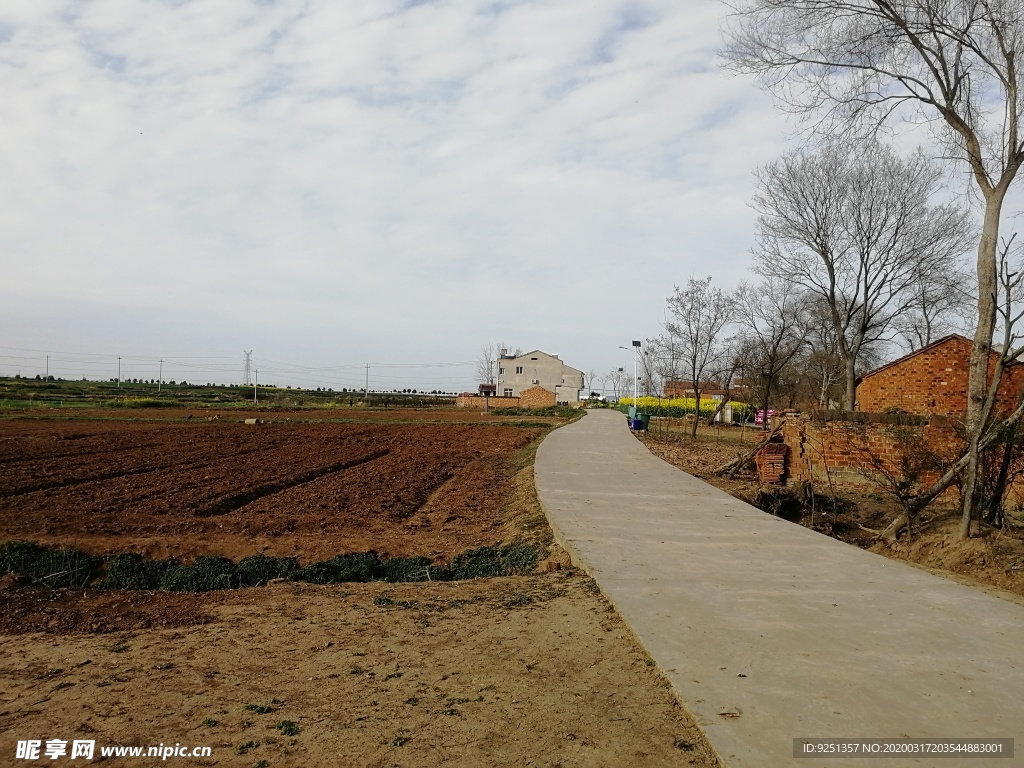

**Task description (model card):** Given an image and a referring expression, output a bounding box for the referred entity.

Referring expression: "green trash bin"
[637,413,651,431]
[627,405,637,420]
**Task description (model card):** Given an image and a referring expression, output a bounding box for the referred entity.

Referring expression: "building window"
[503,388,513,397]
[498,367,504,375]
[516,366,523,374]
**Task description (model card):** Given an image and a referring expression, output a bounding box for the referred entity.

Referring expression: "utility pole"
[117,356,121,388]
[45,355,48,381]
[158,359,163,392]
[632,340,641,406]
[243,350,252,386]
[254,369,258,404]
[365,364,369,402]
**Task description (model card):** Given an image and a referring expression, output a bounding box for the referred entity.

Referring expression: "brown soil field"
[0,576,719,767]
[0,412,721,767]
[637,426,1024,602]
[7,406,565,425]
[0,418,545,563]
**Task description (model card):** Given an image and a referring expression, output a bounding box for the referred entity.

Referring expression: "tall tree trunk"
[986,438,1013,529]
[960,193,1004,539]
[690,386,700,439]
[843,356,857,412]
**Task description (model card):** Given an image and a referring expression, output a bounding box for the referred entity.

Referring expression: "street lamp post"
[618,341,642,408]
[631,341,640,405]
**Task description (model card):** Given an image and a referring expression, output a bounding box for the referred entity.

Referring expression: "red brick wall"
[857,336,1024,416]
[519,386,557,408]
[780,414,1024,508]
[781,417,961,498]
[455,394,520,409]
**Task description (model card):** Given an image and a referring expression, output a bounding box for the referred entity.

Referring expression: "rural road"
[534,409,1024,768]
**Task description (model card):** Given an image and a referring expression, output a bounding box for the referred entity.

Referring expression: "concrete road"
[535,410,1024,767]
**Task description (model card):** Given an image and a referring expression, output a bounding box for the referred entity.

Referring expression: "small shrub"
[234,740,259,755]
[0,540,100,588]
[294,552,379,584]
[276,720,301,736]
[100,553,171,590]
[160,556,237,592]
[380,555,432,582]
[443,543,542,580]
[236,554,297,586]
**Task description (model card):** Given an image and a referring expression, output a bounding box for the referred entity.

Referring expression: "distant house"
[856,334,1024,416]
[495,349,584,405]
[663,380,731,401]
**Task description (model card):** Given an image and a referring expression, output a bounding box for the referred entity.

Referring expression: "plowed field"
[0,419,543,562]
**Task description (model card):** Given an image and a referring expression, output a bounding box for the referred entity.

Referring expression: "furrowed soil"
[637,424,1024,603]
[0,412,720,767]
[0,419,545,562]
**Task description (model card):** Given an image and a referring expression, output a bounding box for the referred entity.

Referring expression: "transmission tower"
[243,350,253,386]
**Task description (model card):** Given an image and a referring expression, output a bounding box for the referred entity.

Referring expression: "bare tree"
[663,276,736,438]
[607,367,631,401]
[639,342,661,397]
[723,0,1024,536]
[476,342,497,387]
[734,277,811,426]
[752,141,974,410]
[893,259,975,352]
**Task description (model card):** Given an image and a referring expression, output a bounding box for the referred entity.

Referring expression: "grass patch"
[100,553,171,590]
[1,541,546,592]
[0,540,100,588]
[489,405,584,420]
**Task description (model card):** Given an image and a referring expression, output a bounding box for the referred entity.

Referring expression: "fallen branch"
[715,422,783,480]
[879,513,909,544]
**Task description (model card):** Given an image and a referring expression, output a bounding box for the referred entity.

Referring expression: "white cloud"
[0,0,793,389]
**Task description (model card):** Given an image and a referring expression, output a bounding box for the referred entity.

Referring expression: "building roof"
[859,334,972,381]
[500,349,583,376]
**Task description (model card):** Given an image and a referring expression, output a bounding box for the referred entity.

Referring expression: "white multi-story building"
[495,349,584,404]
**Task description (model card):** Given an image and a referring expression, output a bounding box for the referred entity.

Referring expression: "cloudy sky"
[1,0,797,391]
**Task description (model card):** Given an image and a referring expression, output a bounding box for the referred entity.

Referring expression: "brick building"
[856,334,1024,416]
[663,381,730,400]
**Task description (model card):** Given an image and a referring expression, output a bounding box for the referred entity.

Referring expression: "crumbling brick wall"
[780,412,1024,511]
[781,415,961,499]
[455,394,521,409]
